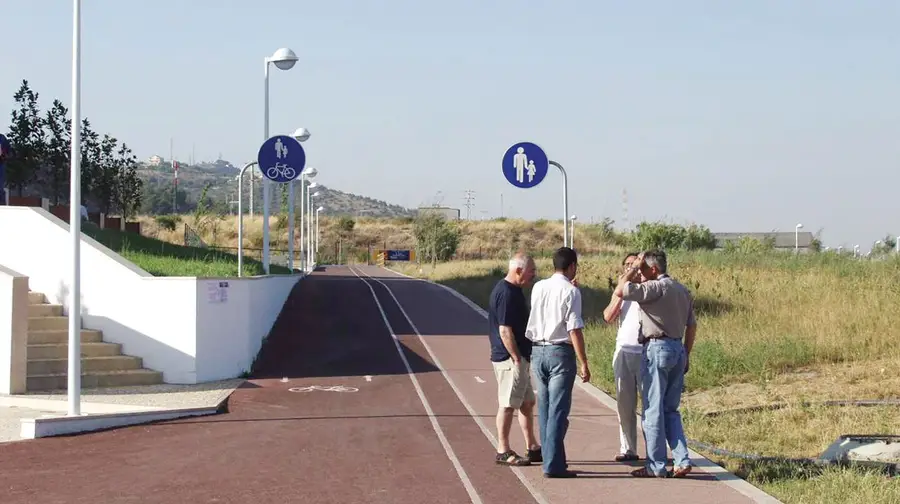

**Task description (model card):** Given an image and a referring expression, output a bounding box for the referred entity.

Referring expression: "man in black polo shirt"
[489,252,541,466]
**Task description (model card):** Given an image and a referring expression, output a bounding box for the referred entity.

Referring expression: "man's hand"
[571,278,579,288]
[579,363,591,383]
[684,354,690,374]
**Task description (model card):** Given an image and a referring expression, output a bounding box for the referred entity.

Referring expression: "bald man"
[488,252,541,466]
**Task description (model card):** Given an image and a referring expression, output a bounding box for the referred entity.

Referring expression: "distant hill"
[137,160,416,218]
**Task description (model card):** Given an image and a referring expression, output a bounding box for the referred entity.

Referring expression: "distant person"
[615,250,697,478]
[488,252,541,466]
[525,246,589,478]
[602,251,643,462]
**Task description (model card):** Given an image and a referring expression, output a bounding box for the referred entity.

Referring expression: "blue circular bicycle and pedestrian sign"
[502,141,549,188]
[257,135,306,183]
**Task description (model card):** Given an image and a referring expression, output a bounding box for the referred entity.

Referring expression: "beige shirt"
[525,273,584,344]
[621,274,696,340]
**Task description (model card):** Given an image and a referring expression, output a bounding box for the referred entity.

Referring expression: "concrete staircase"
[26,291,164,391]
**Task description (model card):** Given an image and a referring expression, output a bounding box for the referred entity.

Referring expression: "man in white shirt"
[525,247,589,478]
[602,252,643,462]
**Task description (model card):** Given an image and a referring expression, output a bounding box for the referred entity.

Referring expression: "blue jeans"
[531,344,576,474]
[640,338,690,475]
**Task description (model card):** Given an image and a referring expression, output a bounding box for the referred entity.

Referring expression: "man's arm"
[602,295,623,324]
[496,290,523,363]
[616,277,664,303]
[567,290,591,382]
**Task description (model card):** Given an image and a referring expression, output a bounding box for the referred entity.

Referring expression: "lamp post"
[307,191,320,268]
[262,47,299,274]
[68,0,83,416]
[570,215,577,250]
[795,223,803,253]
[316,206,324,257]
[287,128,310,272]
[299,170,317,271]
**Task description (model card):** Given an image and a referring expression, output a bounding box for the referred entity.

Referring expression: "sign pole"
[549,160,569,248]
[257,134,306,272]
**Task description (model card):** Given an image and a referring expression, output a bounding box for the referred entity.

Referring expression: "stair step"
[26,369,164,391]
[28,304,63,317]
[27,342,123,359]
[28,292,46,304]
[28,355,143,375]
[28,316,69,331]
[28,329,102,345]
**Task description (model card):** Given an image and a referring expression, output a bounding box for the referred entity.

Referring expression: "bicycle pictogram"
[288,385,359,393]
[266,162,297,180]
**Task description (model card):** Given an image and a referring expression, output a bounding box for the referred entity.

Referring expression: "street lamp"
[67,0,84,416]
[795,223,803,253]
[570,215,577,250]
[308,191,320,268]
[298,169,317,271]
[262,47,299,274]
[287,128,311,272]
[315,206,324,258]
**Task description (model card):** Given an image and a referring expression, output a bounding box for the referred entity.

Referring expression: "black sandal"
[496,450,531,466]
[527,447,543,463]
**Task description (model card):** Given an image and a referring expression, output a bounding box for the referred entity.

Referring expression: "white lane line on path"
[364,375,373,382]
[474,376,486,384]
[348,266,482,504]
[357,266,549,504]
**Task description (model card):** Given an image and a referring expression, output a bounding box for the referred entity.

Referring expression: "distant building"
[148,155,165,166]
[417,206,460,221]
[714,232,814,251]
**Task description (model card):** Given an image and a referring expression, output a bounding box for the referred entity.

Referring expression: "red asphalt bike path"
[0,265,770,504]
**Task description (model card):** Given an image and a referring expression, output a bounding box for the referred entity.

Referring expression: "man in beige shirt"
[614,250,696,479]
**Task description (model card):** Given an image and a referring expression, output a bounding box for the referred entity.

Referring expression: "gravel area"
[0,406,55,444]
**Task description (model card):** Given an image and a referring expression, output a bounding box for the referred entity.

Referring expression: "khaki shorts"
[492,358,535,409]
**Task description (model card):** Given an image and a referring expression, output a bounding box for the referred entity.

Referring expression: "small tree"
[413,213,460,265]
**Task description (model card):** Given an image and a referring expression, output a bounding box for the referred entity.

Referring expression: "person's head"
[552,247,578,280]
[506,252,536,286]
[622,251,639,271]
[639,249,667,281]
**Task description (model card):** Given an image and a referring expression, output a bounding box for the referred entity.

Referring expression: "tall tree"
[80,118,100,206]
[42,99,70,204]
[114,142,142,219]
[94,134,120,213]
[6,80,45,196]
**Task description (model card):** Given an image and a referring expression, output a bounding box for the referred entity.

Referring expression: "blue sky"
[3,1,899,250]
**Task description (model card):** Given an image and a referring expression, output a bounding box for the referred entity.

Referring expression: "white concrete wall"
[194,275,298,382]
[0,265,28,394]
[0,207,300,385]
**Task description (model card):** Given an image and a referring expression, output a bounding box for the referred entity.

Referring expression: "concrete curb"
[16,379,243,440]
[384,266,784,504]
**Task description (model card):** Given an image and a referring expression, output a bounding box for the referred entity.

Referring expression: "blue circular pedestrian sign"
[502,141,549,188]
[257,135,306,183]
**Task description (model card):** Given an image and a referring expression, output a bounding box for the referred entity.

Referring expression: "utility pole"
[463,189,476,220]
[621,187,629,231]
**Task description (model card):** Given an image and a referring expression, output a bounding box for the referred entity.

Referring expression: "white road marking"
[357,266,549,504]
[349,266,482,504]
[474,376,486,384]
[364,375,373,382]
[280,377,289,383]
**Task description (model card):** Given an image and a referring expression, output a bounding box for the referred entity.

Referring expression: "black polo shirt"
[488,279,531,362]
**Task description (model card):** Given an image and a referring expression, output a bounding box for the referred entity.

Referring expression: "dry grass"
[134,214,620,260]
[391,254,900,503]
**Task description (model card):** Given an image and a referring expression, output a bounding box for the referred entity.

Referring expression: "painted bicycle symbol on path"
[288,385,359,393]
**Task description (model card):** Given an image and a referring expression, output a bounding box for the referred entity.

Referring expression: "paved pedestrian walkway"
[0,266,780,503]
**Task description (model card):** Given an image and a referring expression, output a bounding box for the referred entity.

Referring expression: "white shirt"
[525,273,584,344]
[616,300,643,354]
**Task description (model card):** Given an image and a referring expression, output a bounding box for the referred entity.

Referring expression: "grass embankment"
[135,214,621,261]
[393,253,900,504]
[84,223,290,277]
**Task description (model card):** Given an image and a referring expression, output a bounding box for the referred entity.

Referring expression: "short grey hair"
[508,252,533,271]
[643,250,667,274]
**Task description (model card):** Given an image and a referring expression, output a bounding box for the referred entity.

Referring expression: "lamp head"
[292,127,311,142]
[317,206,325,211]
[305,166,318,179]
[312,191,320,197]
[307,182,318,189]
[269,48,299,71]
